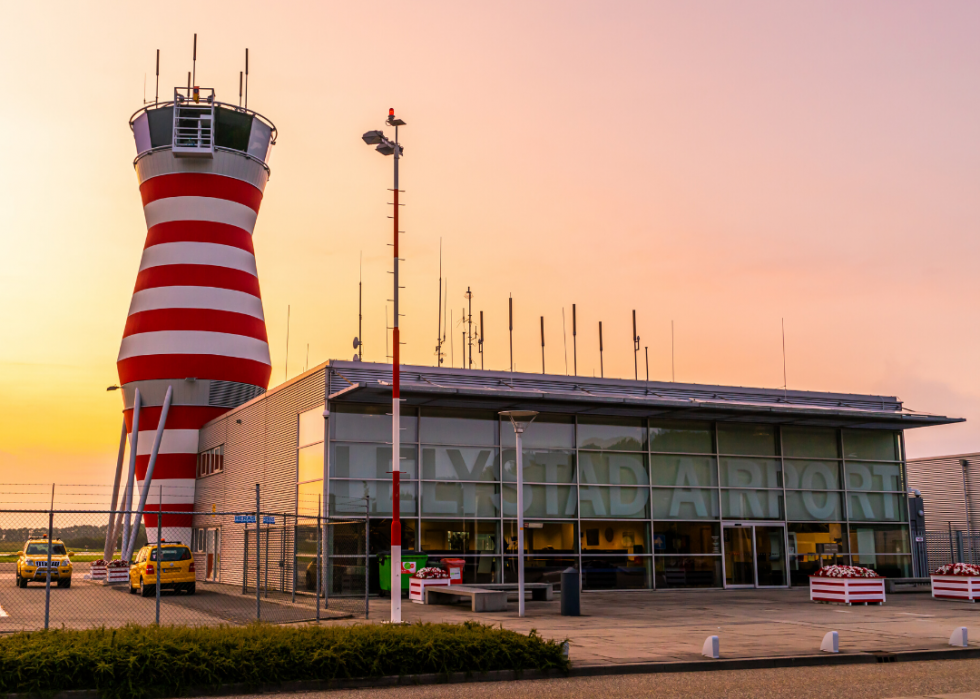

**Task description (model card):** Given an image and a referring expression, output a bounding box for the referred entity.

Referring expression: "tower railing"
[172,87,215,157]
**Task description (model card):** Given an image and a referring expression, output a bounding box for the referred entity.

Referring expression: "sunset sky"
[1,1,978,493]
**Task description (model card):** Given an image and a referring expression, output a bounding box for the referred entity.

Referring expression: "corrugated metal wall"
[907,454,980,532]
[192,367,328,587]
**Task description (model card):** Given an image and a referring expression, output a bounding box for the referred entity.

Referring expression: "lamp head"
[362,130,386,145]
[499,410,539,434]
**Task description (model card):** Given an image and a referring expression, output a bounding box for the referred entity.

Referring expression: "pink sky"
[1,2,978,488]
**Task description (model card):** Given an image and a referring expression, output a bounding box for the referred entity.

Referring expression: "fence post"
[242,527,248,594]
[316,496,322,622]
[255,483,261,621]
[291,515,297,604]
[949,522,957,564]
[155,489,162,625]
[365,495,370,619]
[43,484,54,631]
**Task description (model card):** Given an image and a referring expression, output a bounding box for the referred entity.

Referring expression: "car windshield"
[149,547,191,562]
[26,543,67,556]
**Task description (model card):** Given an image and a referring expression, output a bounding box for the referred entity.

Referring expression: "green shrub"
[0,622,568,698]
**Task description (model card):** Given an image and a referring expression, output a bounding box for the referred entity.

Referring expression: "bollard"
[820,631,839,653]
[950,627,968,648]
[560,567,580,616]
[702,635,720,659]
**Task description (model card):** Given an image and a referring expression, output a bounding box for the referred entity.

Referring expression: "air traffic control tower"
[112,87,277,549]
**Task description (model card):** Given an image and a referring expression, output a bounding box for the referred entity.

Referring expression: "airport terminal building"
[190,360,960,594]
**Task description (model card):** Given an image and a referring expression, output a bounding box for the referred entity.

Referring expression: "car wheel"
[186,582,196,595]
[129,580,138,594]
[61,578,71,589]
[140,577,153,598]
[18,574,27,589]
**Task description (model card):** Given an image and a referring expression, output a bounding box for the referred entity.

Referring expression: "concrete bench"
[885,577,932,594]
[470,583,555,601]
[424,586,508,612]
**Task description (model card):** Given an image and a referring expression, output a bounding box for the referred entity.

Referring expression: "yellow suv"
[16,536,73,588]
[129,542,197,597]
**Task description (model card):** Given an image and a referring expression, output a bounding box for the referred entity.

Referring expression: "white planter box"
[409,577,451,604]
[810,576,885,605]
[105,567,130,584]
[90,564,107,580]
[931,575,980,602]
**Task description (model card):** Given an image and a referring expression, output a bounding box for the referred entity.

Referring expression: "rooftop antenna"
[435,239,443,365]
[540,316,546,374]
[599,321,604,378]
[645,346,650,386]
[782,318,788,398]
[479,310,484,370]
[462,331,466,369]
[508,294,514,373]
[284,304,290,382]
[187,71,191,91]
[239,71,243,107]
[671,320,675,382]
[632,310,640,381]
[244,48,249,109]
[155,50,160,105]
[562,308,568,375]
[192,33,197,87]
[465,287,474,368]
[353,253,363,361]
[572,303,577,376]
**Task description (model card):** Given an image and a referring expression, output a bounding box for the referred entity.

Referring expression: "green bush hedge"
[0,622,568,698]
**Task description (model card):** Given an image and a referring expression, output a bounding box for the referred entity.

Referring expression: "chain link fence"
[0,507,368,632]
[924,529,980,573]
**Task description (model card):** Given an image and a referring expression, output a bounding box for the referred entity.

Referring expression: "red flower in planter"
[933,563,980,577]
[413,567,450,579]
[812,565,881,579]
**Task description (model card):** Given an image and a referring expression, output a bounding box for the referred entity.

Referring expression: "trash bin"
[561,567,580,616]
[378,551,428,596]
[440,558,466,585]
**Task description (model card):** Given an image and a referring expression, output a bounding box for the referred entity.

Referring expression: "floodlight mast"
[500,410,538,618]
[363,109,406,624]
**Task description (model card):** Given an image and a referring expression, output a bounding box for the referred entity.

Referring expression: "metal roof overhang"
[328,381,962,430]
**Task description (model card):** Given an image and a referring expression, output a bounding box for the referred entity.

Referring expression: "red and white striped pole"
[390,108,402,624]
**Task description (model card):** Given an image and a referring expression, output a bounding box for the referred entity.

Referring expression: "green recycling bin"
[378,551,428,594]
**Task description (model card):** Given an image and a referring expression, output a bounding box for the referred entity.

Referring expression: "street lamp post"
[363,109,406,624]
[499,410,538,618]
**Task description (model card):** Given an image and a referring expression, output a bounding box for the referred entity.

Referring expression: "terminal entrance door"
[723,524,787,588]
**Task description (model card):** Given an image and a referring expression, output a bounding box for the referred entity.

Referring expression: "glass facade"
[306,405,910,590]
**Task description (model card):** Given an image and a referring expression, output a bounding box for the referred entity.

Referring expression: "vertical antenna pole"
[540,316,545,374]
[599,321,604,378]
[572,303,577,377]
[436,239,443,365]
[479,310,484,370]
[239,71,243,107]
[562,308,568,376]
[187,72,191,91]
[462,331,465,368]
[508,295,514,374]
[645,346,650,385]
[466,288,473,368]
[192,33,197,87]
[671,320,675,382]
[782,317,788,397]
[244,49,249,109]
[632,310,640,381]
[358,253,363,360]
[284,305,290,382]
[155,49,160,105]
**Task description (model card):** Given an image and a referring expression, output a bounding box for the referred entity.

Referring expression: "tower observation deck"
[115,87,277,546]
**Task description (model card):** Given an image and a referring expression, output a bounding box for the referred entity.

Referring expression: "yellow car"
[15,536,74,588]
[129,542,197,597]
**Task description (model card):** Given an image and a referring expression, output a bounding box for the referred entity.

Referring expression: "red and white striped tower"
[115,86,277,546]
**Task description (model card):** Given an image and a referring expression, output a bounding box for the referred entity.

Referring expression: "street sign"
[234,515,256,524]
[262,515,275,524]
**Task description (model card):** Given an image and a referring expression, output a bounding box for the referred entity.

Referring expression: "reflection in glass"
[579,451,648,485]
[655,556,722,588]
[650,454,717,487]
[848,524,910,558]
[298,480,323,517]
[502,449,575,483]
[723,526,754,585]
[717,424,777,456]
[722,489,784,520]
[847,492,906,522]
[419,520,499,553]
[420,409,498,446]
[843,430,899,461]
[576,417,645,451]
[581,556,652,590]
[329,480,417,516]
[298,443,324,483]
[298,405,325,447]
[501,484,577,517]
[420,482,497,517]
[848,554,912,578]
[845,462,903,492]
[579,521,648,554]
[422,446,499,481]
[788,523,847,585]
[504,520,577,554]
[719,458,782,488]
[503,556,578,586]
[785,491,842,521]
[649,421,714,453]
[500,416,574,449]
[331,404,417,443]
[332,443,418,479]
[755,525,787,586]
[781,427,839,459]
[783,460,840,490]
[653,521,720,555]
[651,488,720,519]
[579,486,649,518]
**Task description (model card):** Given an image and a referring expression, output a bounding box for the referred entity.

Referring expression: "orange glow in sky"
[1,2,978,489]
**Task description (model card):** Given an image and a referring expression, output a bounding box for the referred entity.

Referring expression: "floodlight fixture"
[499,410,539,434]
[362,130,386,145]
[375,141,395,156]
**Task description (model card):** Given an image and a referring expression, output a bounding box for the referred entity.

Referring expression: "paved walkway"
[338,588,980,665]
